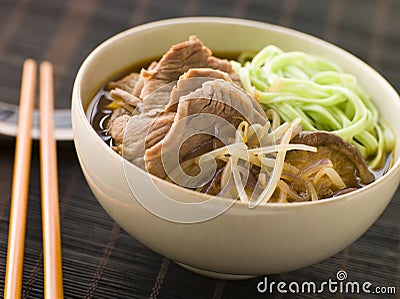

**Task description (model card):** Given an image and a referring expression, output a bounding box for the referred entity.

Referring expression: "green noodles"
[231,45,394,169]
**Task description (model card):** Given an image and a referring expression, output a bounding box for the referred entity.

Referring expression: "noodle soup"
[86,36,394,204]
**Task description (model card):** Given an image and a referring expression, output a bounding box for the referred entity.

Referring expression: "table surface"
[1,0,399,298]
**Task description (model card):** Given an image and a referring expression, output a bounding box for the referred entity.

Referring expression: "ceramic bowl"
[71,17,400,279]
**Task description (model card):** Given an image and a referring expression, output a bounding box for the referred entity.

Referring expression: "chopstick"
[4,59,64,299]
[4,59,37,299]
[39,61,64,298]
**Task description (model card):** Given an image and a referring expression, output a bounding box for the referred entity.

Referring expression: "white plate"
[0,101,72,140]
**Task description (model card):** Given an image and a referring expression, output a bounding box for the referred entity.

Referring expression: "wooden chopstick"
[39,61,64,298]
[4,59,37,299]
[4,59,64,299]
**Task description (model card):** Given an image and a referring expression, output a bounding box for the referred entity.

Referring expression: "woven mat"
[0,0,399,298]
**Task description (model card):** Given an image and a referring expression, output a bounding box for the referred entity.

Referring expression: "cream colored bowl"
[72,17,400,279]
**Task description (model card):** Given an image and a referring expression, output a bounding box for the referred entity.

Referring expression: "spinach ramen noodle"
[87,36,394,204]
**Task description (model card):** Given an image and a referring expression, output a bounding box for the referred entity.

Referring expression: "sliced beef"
[108,107,130,124]
[144,112,176,149]
[120,69,238,170]
[142,68,237,163]
[132,61,157,97]
[144,79,267,179]
[109,114,130,145]
[110,88,142,107]
[180,68,233,81]
[107,36,256,177]
[119,114,157,169]
[107,73,142,137]
[137,36,240,99]
[141,83,174,113]
[107,72,140,94]
[166,68,233,111]
[176,79,266,124]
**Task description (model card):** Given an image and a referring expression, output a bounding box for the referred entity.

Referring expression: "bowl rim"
[72,16,400,211]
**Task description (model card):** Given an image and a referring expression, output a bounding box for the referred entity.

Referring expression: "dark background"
[0,0,399,298]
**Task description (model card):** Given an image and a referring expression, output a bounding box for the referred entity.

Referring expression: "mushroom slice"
[284,131,375,199]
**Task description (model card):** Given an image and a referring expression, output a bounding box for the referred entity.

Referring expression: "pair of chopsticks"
[4,59,64,298]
